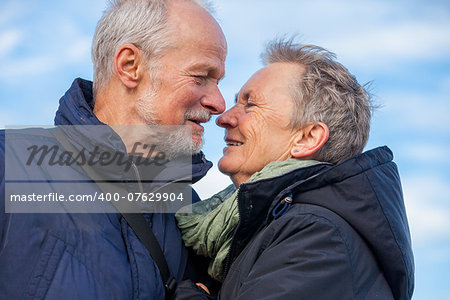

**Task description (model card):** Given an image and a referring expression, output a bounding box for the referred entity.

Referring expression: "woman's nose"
[216,106,238,128]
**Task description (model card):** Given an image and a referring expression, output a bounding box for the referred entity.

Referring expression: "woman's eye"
[246,100,256,107]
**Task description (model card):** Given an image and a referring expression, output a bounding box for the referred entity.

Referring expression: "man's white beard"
[135,91,209,159]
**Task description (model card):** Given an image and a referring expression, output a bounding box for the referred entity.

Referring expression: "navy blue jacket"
[0,78,212,299]
[218,147,414,299]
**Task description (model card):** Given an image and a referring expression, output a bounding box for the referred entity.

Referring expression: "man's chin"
[192,135,204,154]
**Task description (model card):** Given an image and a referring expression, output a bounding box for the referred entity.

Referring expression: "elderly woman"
[175,40,414,300]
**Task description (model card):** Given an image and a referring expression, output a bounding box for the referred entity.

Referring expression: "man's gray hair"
[91,0,213,97]
[262,38,373,164]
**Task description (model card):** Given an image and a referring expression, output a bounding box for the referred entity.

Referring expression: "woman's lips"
[223,138,244,152]
[226,141,243,146]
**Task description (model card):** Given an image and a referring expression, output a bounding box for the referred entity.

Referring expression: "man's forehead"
[167,0,224,39]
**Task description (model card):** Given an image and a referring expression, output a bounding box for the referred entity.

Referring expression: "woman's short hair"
[262,38,373,164]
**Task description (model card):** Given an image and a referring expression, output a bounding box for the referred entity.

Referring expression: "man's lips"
[187,119,205,132]
[184,109,210,133]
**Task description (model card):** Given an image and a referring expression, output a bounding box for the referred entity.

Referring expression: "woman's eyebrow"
[235,91,252,104]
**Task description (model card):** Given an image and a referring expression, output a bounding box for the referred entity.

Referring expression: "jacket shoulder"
[0,130,4,181]
[262,203,393,299]
[268,203,360,261]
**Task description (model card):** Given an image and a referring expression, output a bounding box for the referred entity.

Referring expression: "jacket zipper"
[221,162,333,280]
[131,161,144,193]
[222,185,244,279]
[151,175,192,193]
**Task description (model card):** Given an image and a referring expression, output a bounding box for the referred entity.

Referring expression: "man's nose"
[200,85,226,115]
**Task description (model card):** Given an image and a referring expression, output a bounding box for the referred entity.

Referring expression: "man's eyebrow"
[190,62,223,73]
[189,62,212,70]
[189,63,226,82]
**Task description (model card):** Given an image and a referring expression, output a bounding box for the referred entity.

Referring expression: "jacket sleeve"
[0,137,8,249]
[231,213,355,300]
[170,280,214,300]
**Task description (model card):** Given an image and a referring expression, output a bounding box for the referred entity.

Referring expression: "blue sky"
[1,0,449,298]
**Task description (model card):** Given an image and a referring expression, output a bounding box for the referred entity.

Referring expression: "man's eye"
[194,76,207,86]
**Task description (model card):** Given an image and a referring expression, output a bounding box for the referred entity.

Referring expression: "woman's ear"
[290,122,329,159]
[114,43,145,89]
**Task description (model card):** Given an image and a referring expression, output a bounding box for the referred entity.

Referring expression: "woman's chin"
[218,157,237,175]
[217,157,229,174]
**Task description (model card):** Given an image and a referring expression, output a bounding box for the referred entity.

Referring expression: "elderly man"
[176,39,414,299]
[0,0,226,299]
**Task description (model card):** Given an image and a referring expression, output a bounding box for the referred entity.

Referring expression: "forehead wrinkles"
[241,78,285,103]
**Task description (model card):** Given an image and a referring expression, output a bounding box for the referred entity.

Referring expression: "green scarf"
[175,159,320,281]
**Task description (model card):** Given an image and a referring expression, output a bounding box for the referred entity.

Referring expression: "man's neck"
[93,83,137,126]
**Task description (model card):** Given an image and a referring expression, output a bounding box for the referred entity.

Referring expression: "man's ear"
[114,43,145,89]
[290,122,329,159]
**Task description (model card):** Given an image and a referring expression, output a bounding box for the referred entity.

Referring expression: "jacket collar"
[54,78,100,126]
[237,146,393,223]
[231,161,332,254]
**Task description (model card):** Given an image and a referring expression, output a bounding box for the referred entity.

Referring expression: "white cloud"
[66,36,92,62]
[424,245,450,263]
[193,165,233,199]
[217,0,450,71]
[0,55,56,81]
[54,17,93,63]
[0,29,23,59]
[0,110,20,128]
[379,91,450,133]
[325,21,450,67]
[0,2,25,27]
[400,144,450,164]
[441,75,450,91]
[403,174,450,246]
[0,21,92,83]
